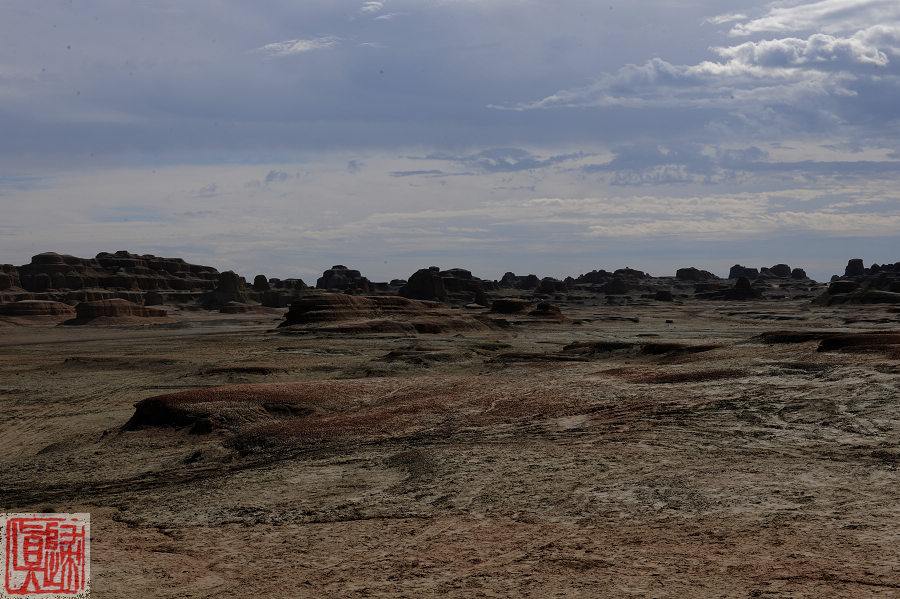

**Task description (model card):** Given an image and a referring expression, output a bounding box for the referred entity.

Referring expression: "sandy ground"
[1,300,898,597]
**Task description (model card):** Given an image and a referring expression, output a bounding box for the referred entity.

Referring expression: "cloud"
[390,169,446,177]
[347,160,364,173]
[729,0,900,36]
[195,183,218,197]
[360,2,384,14]
[253,36,340,57]
[425,148,584,173]
[493,3,900,145]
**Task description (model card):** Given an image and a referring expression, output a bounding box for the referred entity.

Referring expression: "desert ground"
[1,298,898,597]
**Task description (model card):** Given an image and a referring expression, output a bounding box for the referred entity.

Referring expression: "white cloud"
[730,0,900,36]
[495,3,900,135]
[360,1,384,14]
[714,32,891,68]
[253,36,341,57]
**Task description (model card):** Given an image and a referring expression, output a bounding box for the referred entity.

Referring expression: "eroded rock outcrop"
[816,259,900,304]
[61,298,169,325]
[11,251,218,293]
[201,271,253,310]
[316,265,374,293]
[400,267,492,304]
[0,300,76,318]
[279,293,497,334]
[676,267,719,282]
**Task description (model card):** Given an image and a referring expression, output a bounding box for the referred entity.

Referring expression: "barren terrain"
[1,299,899,597]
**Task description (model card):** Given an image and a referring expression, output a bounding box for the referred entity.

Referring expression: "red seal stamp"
[1,514,90,598]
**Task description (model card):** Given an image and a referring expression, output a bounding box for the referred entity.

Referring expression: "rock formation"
[0,300,76,318]
[252,275,271,291]
[76,298,167,318]
[698,277,763,300]
[400,267,492,303]
[201,271,253,310]
[316,266,374,293]
[279,293,497,334]
[675,267,719,282]
[2,251,218,293]
[729,264,759,279]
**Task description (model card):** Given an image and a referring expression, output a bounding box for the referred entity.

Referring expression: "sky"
[1,0,899,283]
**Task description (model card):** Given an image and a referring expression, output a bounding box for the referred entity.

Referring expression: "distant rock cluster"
[4,250,899,323]
[815,259,900,305]
[728,263,807,280]
[0,251,219,293]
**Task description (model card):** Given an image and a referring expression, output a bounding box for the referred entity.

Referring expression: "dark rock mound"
[601,278,631,295]
[698,277,763,300]
[252,275,271,291]
[68,299,168,324]
[400,267,447,301]
[316,265,374,293]
[201,271,253,309]
[845,258,866,277]
[676,267,718,282]
[728,265,759,279]
[124,382,331,433]
[400,267,492,303]
[281,294,427,325]
[820,259,900,302]
[536,277,567,294]
[527,302,570,323]
[499,272,540,290]
[654,290,674,302]
[769,264,792,278]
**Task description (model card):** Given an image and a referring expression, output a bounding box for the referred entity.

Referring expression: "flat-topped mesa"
[675,267,719,282]
[10,251,219,293]
[399,266,493,304]
[315,265,374,294]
